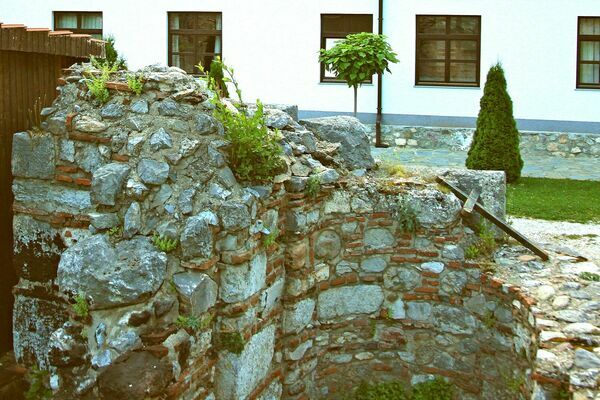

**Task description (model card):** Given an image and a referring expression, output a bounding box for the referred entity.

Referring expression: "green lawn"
[507,177,600,223]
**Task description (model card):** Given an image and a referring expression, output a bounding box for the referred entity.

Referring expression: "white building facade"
[3,0,600,132]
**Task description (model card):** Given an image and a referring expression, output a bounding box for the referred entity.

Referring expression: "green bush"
[354,381,407,400]
[126,74,144,96]
[466,63,523,183]
[152,233,178,253]
[72,293,89,318]
[25,366,52,400]
[92,35,126,70]
[411,378,454,400]
[305,176,321,199]
[215,101,283,182]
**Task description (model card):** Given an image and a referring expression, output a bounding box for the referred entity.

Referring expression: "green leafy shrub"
[126,74,144,96]
[197,57,241,102]
[107,226,122,237]
[482,309,497,328]
[152,233,178,253]
[465,245,480,260]
[411,378,453,400]
[319,32,399,116]
[466,63,523,182]
[305,176,321,199]
[580,272,600,282]
[353,381,407,400]
[215,100,283,182]
[72,293,89,318]
[86,63,118,103]
[25,366,52,400]
[397,199,418,233]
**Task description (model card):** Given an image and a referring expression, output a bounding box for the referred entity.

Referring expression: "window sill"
[575,87,600,91]
[414,84,480,90]
[319,81,374,86]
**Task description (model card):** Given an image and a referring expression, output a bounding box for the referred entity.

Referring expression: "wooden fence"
[0,23,104,353]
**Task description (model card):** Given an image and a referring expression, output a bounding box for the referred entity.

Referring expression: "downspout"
[375,0,388,147]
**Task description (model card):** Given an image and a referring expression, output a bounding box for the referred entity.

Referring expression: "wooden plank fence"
[0,22,103,353]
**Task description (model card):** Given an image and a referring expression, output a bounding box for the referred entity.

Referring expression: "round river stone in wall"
[314,230,341,260]
[57,235,167,309]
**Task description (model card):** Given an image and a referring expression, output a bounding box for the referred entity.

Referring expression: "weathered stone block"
[364,228,394,249]
[180,214,213,259]
[12,132,55,179]
[173,271,218,315]
[57,235,167,309]
[137,159,170,185]
[317,285,384,319]
[91,163,131,206]
[220,251,267,303]
[13,179,91,213]
[314,230,341,260]
[283,298,315,333]
[215,325,275,400]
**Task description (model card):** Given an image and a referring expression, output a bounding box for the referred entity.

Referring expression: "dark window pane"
[451,40,477,60]
[418,40,446,60]
[580,64,600,84]
[322,14,372,34]
[417,16,446,34]
[450,62,477,82]
[581,41,600,62]
[450,16,479,34]
[81,13,102,30]
[419,62,445,82]
[580,18,600,35]
[170,13,221,30]
[55,13,77,29]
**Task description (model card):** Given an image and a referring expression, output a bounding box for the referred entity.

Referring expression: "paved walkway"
[372,148,600,181]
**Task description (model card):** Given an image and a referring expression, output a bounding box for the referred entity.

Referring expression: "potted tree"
[319,32,398,117]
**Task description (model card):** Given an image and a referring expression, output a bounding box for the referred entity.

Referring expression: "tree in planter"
[466,63,523,182]
[319,32,398,117]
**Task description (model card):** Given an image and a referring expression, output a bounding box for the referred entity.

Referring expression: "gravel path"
[492,217,600,399]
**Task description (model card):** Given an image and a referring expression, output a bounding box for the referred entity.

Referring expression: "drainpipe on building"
[375,0,389,148]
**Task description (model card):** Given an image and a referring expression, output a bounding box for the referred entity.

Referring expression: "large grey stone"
[215,325,275,400]
[405,189,461,228]
[574,349,600,369]
[283,298,315,334]
[13,179,91,213]
[220,252,267,303]
[130,100,149,114]
[317,285,384,319]
[101,103,125,119]
[57,235,167,309]
[219,201,251,231]
[314,230,341,260]
[300,116,375,169]
[91,163,131,206]
[407,302,432,321]
[74,116,106,132]
[78,144,103,173]
[173,272,218,315]
[180,215,214,259]
[194,113,219,135]
[123,202,141,239]
[361,257,387,273]
[149,128,173,151]
[12,132,55,179]
[137,159,170,185]
[440,271,468,295]
[432,304,477,334]
[364,228,394,249]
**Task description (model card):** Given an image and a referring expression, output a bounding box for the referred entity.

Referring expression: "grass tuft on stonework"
[506,177,600,223]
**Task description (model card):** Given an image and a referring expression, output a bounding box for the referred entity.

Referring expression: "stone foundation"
[366,125,600,158]
[11,64,538,399]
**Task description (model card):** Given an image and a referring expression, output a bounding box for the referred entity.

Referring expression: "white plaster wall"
[2,0,599,123]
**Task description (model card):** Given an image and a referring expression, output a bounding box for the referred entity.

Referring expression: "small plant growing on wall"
[217,331,246,354]
[262,226,280,248]
[305,175,322,199]
[152,233,178,253]
[126,74,144,96]
[466,63,523,182]
[319,32,399,116]
[72,293,89,318]
[91,35,127,71]
[396,198,418,233]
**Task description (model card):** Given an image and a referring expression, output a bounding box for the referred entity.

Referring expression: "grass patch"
[507,177,600,223]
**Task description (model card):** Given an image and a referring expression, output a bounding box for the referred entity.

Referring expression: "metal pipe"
[375,0,388,147]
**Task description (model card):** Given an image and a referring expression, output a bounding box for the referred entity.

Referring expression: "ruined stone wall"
[11,64,537,400]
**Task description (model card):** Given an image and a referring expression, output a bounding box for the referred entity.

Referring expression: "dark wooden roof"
[0,22,105,58]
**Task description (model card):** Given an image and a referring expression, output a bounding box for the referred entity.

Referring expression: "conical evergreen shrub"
[466,63,523,182]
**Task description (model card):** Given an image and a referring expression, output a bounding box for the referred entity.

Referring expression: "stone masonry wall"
[366,125,600,158]
[11,64,537,400]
